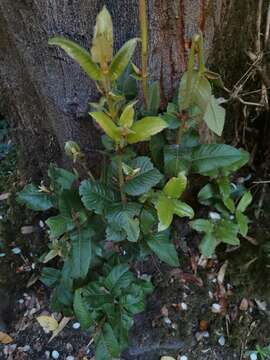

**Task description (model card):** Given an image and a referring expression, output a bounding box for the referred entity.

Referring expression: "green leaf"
[70,227,94,279]
[203,96,225,136]
[109,38,139,80]
[95,323,121,360]
[104,264,132,291]
[46,214,75,238]
[105,203,141,242]
[190,219,214,233]
[149,133,165,168]
[120,293,145,314]
[40,267,61,287]
[90,111,121,142]
[127,117,167,144]
[198,183,219,206]
[48,37,101,80]
[80,179,119,214]
[48,165,77,191]
[140,209,157,235]
[163,174,187,199]
[173,199,194,219]
[236,211,249,236]
[124,156,163,196]
[191,144,249,176]
[156,194,174,231]
[73,289,94,329]
[237,191,252,213]
[164,145,192,176]
[179,71,211,111]
[147,81,160,114]
[17,184,53,211]
[91,6,113,65]
[119,102,135,127]
[217,177,235,213]
[147,230,179,267]
[215,220,239,246]
[199,233,217,257]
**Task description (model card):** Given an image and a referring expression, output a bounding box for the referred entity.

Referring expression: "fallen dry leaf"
[49,316,72,343]
[217,260,228,285]
[170,269,203,287]
[199,319,208,331]
[37,315,58,332]
[0,332,13,344]
[239,298,249,311]
[0,193,11,201]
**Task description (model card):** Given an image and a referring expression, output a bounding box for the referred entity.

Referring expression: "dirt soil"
[1,214,270,360]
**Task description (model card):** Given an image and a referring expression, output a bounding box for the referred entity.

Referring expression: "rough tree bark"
[0,0,268,179]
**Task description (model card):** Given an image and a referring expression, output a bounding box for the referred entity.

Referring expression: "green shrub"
[17,6,252,359]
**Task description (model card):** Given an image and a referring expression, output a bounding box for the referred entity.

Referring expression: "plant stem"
[117,152,127,203]
[176,125,183,145]
[139,0,149,108]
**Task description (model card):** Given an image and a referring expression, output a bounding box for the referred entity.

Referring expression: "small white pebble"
[180,356,188,360]
[72,322,80,330]
[211,303,222,313]
[18,299,24,304]
[164,317,172,325]
[39,220,45,228]
[12,247,21,254]
[181,302,188,311]
[52,350,60,359]
[209,211,221,220]
[0,253,6,257]
[31,263,36,270]
[250,353,258,360]
[45,351,50,359]
[66,356,75,360]
[218,336,225,346]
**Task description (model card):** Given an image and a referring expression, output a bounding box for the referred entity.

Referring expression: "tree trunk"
[0,0,268,179]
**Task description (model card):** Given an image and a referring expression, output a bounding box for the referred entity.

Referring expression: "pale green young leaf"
[215,220,239,246]
[90,111,121,142]
[237,191,252,213]
[91,6,113,65]
[109,38,139,80]
[190,219,214,233]
[119,102,136,127]
[236,210,249,236]
[147,231,180,267]
[163,173,187,199]
[156,194,174,231]
[48,37,101,80]
[173,199,194,219]
[200,233,218,258]
[203,96,225,136]
[127,117,167,144]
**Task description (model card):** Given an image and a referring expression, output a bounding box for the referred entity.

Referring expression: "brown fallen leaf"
[170,269,203,287]
[239,298,249,311]
[49,316,72,343]
[0,331,13,344]
[37,315,58,332]
[199,319,208,331]
[217,260,228,285]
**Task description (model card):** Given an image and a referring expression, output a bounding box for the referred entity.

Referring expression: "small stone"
[250,353,258,360]
[195,331,209,341]
[179,356,188,360]
[66,356,75,360]
[0,253,6,257]
[66,343,73,352]
[12,247,21,254]
[180,302,188,311]
[39,220,45,228]
[18,299,24,304]
[163,317,172,325]
[52,350,60,359]
[209,211,221,220]
[72,322,80,330]
[211,303,222,313]
[45,351,50,359]
[218,336,225,346]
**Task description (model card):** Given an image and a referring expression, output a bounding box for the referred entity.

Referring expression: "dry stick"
[139,0,149,108]
[265,3,270,47]
[256,0,263,54]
